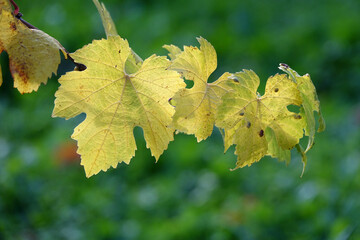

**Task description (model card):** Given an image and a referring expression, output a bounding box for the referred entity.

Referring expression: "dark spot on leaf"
[280,63,289,68]
[274,88,279,92]
[233,78,239,83]
[294,114,302,119]
[118,50,121,53]
[10,61,28,85]
[206,113,211,116]
[115,65,117,68]
[75,63,87,71]
[168,98,174,107]
[10,22,17,31]
[239,112,244,116]
[259,129,264,137]
[246,121,251,128]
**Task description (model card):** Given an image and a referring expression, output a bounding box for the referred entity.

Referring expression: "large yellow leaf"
[0,0,65,93]
[164,37,231,142]
[53,36,185,177]
[216,70,305,169]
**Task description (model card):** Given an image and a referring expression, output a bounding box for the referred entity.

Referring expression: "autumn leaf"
[0,0,67,93]
[164,37,231,142]
[279,64,325,153]
[53,36,185,177]
[216,69,305,169]
[163,44,182,61]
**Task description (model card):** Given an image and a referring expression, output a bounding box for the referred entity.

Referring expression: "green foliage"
[0,0,359,239]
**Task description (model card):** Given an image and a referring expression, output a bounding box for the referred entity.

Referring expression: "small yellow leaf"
[163,44,182,60]
[53,36,185,177]
[0,0,66,93]
[216,70,305,169]
[165,37,231,141]
[279,64,325,152]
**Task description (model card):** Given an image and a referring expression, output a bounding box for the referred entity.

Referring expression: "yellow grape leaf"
[53,36,185,177]
[279,64,325,153]
[163,44,182,60]
[164,37,231,142]
[0,0,66,93]
[216,70,305,169]
[265,127,291,164]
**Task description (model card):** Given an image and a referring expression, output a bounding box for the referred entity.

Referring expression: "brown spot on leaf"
[259,129,264,137]
[274,88,279,92]
[280,63,289,68]
[10,61,29,85]
[10,22,17,31]
[294,114,302,119]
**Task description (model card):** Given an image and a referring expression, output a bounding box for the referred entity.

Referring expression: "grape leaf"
[163,44,182,61]
[216,69,305,169]
[53,36,185,177]
[265,127,291,164]
[0,0,66,93]
[279,64,325,153]
[164,37,231,142]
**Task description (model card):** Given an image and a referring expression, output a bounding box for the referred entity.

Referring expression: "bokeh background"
[1,0,360,239]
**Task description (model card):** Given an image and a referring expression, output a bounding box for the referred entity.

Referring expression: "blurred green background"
[1,0,360,239]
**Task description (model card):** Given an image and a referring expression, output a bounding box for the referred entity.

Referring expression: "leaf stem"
[9,0,19,16]
[295,144,307,178]
[279,63,297,83]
